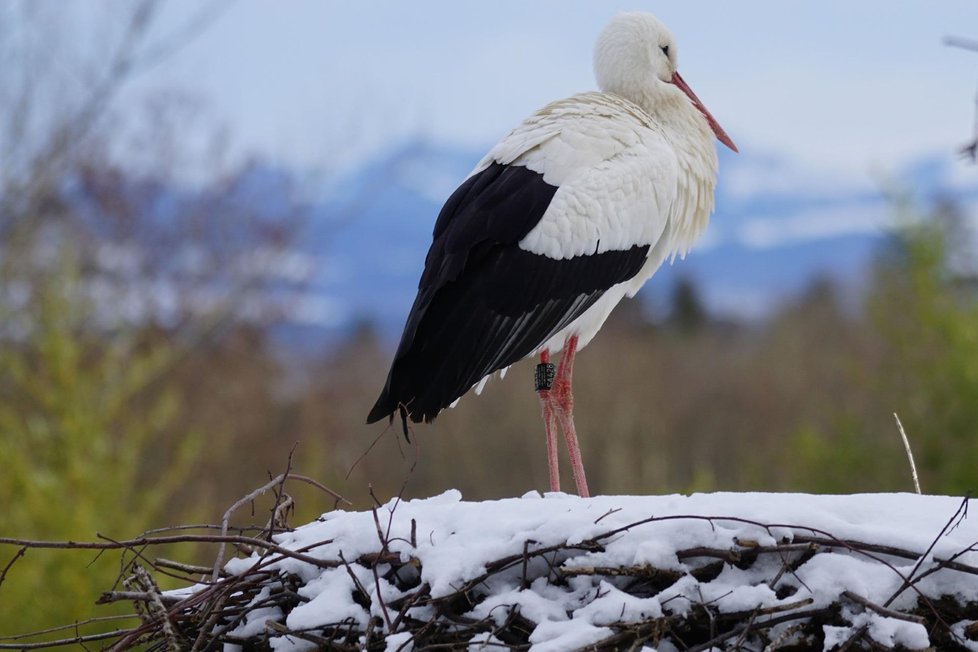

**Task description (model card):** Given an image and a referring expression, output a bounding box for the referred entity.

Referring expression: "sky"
[113,0,978,185]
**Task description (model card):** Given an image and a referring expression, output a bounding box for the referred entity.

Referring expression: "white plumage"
[368,11,735,497]
[476,92,715,354]
[481,93,685,259]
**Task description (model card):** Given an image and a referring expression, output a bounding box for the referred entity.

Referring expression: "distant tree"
[867,197,978,493]
[668,276,707,333]
[932,195,978,288]
[0,0,315,638]
[944,35,978,161]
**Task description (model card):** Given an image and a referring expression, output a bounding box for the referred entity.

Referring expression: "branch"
[944,35,978,52]
[842,590,926,624]
[212,463,351,581]
[0,534,338,570]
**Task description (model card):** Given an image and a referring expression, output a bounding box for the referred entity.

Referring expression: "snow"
[208,490,978,650]
[382,631,413,651]
[290,568,370,630]
[573,580,663,623]
[823,611,929,651]
[230,586,283,638]
[527,619,612,651]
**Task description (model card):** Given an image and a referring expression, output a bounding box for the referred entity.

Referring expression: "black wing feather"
[367,162,650,425]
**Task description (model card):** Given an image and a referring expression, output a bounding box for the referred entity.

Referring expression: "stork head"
[594,12,737,152]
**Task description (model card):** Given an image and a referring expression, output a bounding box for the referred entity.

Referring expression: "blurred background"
[4,0,978,634]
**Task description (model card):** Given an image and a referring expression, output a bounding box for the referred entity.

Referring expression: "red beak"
[671,72,737,153]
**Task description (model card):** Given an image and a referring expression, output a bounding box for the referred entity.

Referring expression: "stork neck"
[646,91,714,159]
[638,89,719,251]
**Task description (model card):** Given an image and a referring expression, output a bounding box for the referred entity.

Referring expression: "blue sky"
[119,1,978,183]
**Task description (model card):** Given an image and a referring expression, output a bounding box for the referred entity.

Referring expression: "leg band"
[534,362,556,391]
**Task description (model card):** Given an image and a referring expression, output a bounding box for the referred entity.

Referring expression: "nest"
[104,531,978,651]
[3,476,978,651]
[103,501,978,651]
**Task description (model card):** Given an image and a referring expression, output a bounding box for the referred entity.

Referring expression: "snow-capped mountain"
[53,140,978,349]
[295,140,978,341]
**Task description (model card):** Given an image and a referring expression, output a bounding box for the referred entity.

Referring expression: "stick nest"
[102,500,978,650]
[3,477,977,651]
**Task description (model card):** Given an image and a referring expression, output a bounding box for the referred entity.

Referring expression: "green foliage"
[786,420,900,493]
[867,207,978,494]
[0,253,203,634]
[768,200,978,497]
[668,276,708,334]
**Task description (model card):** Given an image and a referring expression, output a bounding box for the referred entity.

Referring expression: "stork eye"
[660,45,670,57]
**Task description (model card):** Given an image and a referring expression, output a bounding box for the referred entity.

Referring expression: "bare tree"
[0,0,319,338]
[0,1,234,232]
[944,34,978,161]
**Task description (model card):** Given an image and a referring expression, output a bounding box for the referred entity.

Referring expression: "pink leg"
[553,336,590,497]
[537,350,560,492]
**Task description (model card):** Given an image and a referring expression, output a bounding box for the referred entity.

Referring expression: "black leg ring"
[534,362,556,391]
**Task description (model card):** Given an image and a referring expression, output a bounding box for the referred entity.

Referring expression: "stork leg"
[553,335,590,498]
[536,350,561,492]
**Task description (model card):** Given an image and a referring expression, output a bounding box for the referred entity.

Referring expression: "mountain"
[56,140,977,349]
[289,140,978,343]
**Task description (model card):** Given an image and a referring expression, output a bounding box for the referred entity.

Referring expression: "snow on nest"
[215,490,978,651]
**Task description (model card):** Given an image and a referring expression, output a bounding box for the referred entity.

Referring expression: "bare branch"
[0,534,338,570]
[211,458,350,581]
[842,590,926,624]
[944,35,978,52]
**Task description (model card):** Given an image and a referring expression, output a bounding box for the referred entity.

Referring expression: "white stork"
[367,11,736,497]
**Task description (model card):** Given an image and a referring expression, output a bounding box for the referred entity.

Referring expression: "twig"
[594,507,622,524]
[287,474,352,506]
[368,484,384,508]
[720,596,815,621]
[214,467,291,581]
[369,505,394,630]
[338,551,373,617]
[97,590,182,605]
[0,629,138,650]
[945,35,978,52]
[768,541,817,594]
[211,463,349,581]
[893,412,921,494]
[264,448,298,543]
[842,590,926,624]
[0,545,26,588]
[134,565,185,648]
[136,523,273,537]
[0,534,338,570]
[686,606,836,652]
[791,534,978,577]
[265,620,335,646]
[390,584,431,633]
[883,495,971,609]
[0,615,140,642]
[763,623,805,651]
[836,625,869,652]
[561,563,682,581]
[155,557,224,577]
[190,584,233,652]
[347,424,395,480]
